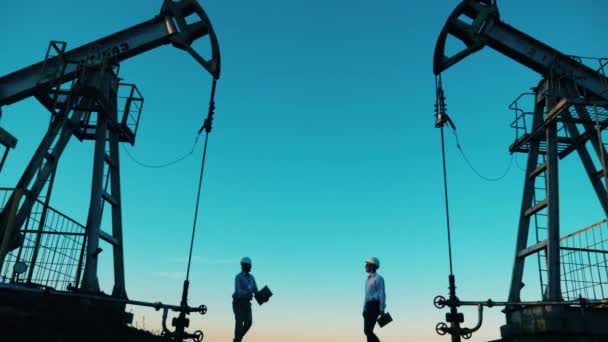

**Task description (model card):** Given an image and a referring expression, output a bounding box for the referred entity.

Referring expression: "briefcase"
[377,312,393,328]
[255,286,273,305]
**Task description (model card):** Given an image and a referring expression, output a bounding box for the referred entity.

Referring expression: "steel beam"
[108,90,126,299]
[0,0,220,107]
[81,106,108,293]
[561,112,608,217]
[0,127,17,149]
[434,1,608,101]
[0,96,87,247]
[544,118,561,301]
[0,190,21,268]
[573,105,608,164]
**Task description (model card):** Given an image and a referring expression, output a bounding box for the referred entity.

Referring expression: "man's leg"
[363,301,380,342]
[241,301,253,340]
[233,300,244,342]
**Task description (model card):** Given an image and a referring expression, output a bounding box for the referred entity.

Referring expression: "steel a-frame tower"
[433,0,608,340]
[0,0,220,303]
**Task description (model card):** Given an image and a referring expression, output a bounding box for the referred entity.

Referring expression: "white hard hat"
[367,257,380,268]
[241,257,252,265]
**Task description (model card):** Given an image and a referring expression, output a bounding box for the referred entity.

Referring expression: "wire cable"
[449,127,514,182]
[514,154,527,172]
[122,134,202,169]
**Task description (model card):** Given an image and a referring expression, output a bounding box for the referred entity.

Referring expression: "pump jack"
[432,1,608,341]
[0,1,220,340]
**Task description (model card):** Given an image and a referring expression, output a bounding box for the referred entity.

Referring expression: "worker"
[363,257,386,342]
[232,257,258,342]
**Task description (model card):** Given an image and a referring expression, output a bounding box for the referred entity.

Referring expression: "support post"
[109,103,126,299]
[81,111,108,292]
[0,189,21,268]
[545,119,561,301]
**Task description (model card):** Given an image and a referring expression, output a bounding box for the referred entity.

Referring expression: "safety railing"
[567,55,608,98]
[509,92,535,144]
[118,82,144,144]
[508,88,608,157]
[568,55,608,78]
[558,219,608,301]
[0,188,86,291]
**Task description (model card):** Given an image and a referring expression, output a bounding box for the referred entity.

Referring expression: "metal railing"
[118,82,144,144]
[509,92,535,144]
[567,55,608,98]
[557,219,608,301]
[0,188,86,291]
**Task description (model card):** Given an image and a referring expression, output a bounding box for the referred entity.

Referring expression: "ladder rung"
[102,191,119,207]
[100,231,120,247]
[518,240,548,258]
[0,127,18,148]
[528,162,547,180]
[593,169,605,179]
[104,153,115,168]
[525,199,548,217]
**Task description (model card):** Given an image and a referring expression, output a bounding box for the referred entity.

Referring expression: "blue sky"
[1,0,608,341]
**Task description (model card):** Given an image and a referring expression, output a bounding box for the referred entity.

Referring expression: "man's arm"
[379,276,386,313]
[252,276,259,294]
[363,279,367,314]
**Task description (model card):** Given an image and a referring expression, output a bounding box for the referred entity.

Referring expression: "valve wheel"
[199,305,208,315]
[435,322,448,336]
[434,295,447,309]
[193,330,204,342]
[462,332,472,340]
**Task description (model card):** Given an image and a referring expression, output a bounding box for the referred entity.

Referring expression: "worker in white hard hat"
[232,257,258,342]
[363,257,386,342]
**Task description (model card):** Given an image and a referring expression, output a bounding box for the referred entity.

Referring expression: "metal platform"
[509,96,608,157]
[0,283,159,342]
[492,336,606,342]
[499,305,608,341]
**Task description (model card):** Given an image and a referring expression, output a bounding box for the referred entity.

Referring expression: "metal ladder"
[532,154,548,297]
[508,82,563,303]
[79,64,127,298]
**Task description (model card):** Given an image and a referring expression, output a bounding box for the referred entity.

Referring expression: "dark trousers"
[233,299,253,342]
[364,300,381,342]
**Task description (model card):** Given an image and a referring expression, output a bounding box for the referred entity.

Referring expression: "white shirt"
[364,272,386,312]
[233,272,258,300]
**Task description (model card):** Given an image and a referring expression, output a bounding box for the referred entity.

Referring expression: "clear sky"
[1,0,608,341]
